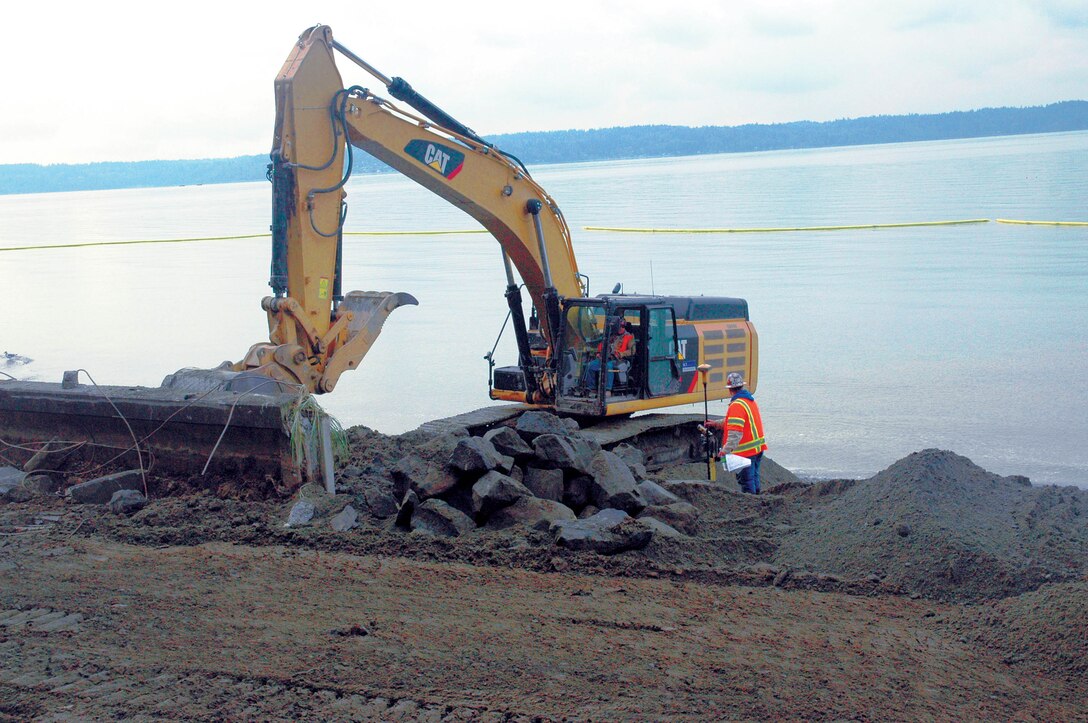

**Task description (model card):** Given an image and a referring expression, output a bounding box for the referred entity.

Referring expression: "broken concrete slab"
[0,380,302,489]
[24,474,61,497]
[0,466,26,496]
[67,470,144,505]
[611,443,645,468]
[638,516,685,539]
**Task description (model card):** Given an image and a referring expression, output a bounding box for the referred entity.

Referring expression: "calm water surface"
[3,132,1087,486]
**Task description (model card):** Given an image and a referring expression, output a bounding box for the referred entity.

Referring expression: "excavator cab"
[554,297,683,416]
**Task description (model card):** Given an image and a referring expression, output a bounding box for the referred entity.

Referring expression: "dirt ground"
[1,425,1086,721]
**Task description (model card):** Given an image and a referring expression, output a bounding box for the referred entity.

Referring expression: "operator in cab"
[583,316,636,393]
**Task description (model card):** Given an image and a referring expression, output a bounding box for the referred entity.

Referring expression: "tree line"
[2,101,1085,195]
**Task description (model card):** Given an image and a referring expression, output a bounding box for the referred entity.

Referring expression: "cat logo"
[404,139,466,180]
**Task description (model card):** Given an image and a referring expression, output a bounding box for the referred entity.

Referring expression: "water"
[3,132,1087,487]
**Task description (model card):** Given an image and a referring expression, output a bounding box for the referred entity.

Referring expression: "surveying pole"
[697,363,716,481]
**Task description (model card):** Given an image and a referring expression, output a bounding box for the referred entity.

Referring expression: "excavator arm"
[232,25,583,396]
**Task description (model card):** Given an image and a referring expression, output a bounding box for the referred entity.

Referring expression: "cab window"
[558,304,605,396]
[647,307,681,396]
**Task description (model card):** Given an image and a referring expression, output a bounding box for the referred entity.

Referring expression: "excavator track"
[417,405,708,470]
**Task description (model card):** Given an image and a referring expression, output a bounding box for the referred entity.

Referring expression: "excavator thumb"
[319,290,419,393]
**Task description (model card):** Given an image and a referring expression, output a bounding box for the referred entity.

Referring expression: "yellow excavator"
[0,25,757,485]
[209,24,758,417]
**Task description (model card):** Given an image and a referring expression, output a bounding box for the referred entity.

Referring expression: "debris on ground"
[0,411,1085,719]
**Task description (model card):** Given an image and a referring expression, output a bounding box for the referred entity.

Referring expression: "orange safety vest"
[599,332,633,356]
[725,396,767,457]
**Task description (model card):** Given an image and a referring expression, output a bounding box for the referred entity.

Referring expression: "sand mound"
[774,449,1088,601]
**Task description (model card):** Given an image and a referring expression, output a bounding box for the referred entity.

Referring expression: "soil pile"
[774,449,1088,601]
[957,581,1088,691]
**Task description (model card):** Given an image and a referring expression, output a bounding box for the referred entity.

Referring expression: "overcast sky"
[5,0,1087,165]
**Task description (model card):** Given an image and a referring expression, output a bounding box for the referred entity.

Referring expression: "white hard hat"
[726,372,746,388]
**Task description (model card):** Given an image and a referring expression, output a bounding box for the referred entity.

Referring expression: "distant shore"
[2,100,1085,196]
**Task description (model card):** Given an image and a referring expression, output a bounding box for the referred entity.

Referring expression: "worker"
[584,317,635,392]
[702,372,766,494]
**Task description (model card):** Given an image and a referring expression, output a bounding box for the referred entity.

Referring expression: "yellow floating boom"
[996,219,1088,226]
[584,219,991,234]
[0,230,486,252]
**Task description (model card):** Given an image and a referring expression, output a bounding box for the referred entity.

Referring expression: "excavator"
[216,24,758,416]
[0,25,757,486]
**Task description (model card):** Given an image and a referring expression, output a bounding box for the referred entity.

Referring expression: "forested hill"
[3,101,1086,195]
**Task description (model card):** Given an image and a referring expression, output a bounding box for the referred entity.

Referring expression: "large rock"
[637,479,681,506]
[523,467,564,502]
[552,508,653,555]
[395,490,420,528]
[483,427,534,460]
[563,474,593,511]
[471,471,532,520]
[588,451,646,514]
[410,498,476,537]
[487,497,577,531]
[67,470,144,505]
[108,489,147,516]
[391,455,458,500]
[330,504,360,532]
[611,443,645,467]
[532,434,595,474]
[638,516,685,539]
[285,499,316,527]
[448,437,506,476]
[361,487,400,519]
[638,502,699,535]
[22,474,60,495]
[0,466,27,501]
[515,410,571,441]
